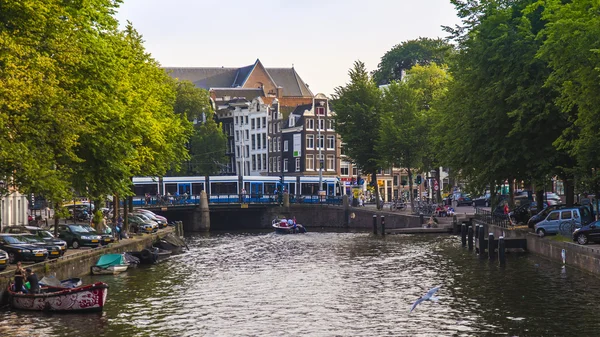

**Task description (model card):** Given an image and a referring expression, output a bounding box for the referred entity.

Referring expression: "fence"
[474,207,510,228]
[129,194,344,207]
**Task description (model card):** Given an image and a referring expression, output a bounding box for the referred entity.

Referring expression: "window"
[284,140,289,152]
[277,156,281,172]
[316,107,325,115]
[289,115,295,127]
[245,116,248,124]
[245,130,249,140]
[235,130,239,140]
[262,154,267,170]
[251,119,255,129]
[306,155,314,170]
[236,146,240,157]
[257,134,261,149]
[328,120,334,130]
[317,135,324,149]
[235,116,239,125]
[318,154,324,170]
[327,135,335,150]
[561,211,572,220]
[252,155,256,171]
[284,159,288,172]
[341,162,349,176]
[306,119,314,130]
[547,212,560,221]
[269,123,272,133]
[263,134,267,149]
[262,117,266,128]
[277,137,281,152]
[245,145,249,158]
[317,119,325,131]
[296,158,300,172]
[306,135,314,149]
[269,139,272,152]
[327,155,335,171]
[353,167,358,176]
[269,158,272,172]
[252,135,256,150]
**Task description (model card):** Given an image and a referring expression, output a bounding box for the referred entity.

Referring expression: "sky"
[115,0,461,97]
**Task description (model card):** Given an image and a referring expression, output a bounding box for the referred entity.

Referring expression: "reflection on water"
[1,231,598,336]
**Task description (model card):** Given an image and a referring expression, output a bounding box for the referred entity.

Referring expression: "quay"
[0,227,176,304]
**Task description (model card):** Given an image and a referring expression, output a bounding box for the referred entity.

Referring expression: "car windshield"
[39,231,54,238]
[68,225,90,233]
[21,235,42,243]
[83,226,98,233]
[2,235,30,244]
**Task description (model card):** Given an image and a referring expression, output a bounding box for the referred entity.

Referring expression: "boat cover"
[39,276,62,287]
[95,254,125,267]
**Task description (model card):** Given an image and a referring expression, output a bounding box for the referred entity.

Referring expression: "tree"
[332,61,383,208]
[174,80,212,122]
[186,118,228,176]
[373,37,453,85]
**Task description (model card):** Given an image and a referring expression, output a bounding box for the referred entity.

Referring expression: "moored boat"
[272,218,306,234]
[128,247,172,264]
[91,254,129,275]
[8,282,109,312]
[39,276,83,289]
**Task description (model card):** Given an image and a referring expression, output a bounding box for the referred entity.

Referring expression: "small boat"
[272,218,307,234]
[8,282,109,312]
[39,276,83,289]
[128,247,172,264]
[91,254,129,275]
[153,233,187,254]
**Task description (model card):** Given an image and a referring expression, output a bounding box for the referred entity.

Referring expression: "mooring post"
[468,225,474,251]
[498,236,506,265]
[479,225,486,258]
[461,223,467,247]
[488,232,495,260]
[420,213,424,225]
[475,224,480,253]
[381,216,386,236]
[373,215,377,235]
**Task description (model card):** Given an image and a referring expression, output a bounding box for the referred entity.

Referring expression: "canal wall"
[527,233,600,275]
[0,228,175,305]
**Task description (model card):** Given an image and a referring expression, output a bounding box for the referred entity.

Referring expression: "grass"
[548,234,572,243]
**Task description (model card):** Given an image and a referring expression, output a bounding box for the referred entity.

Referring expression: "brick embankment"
[0,227,175,304]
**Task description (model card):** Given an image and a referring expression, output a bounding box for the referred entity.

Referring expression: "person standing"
[14,262,25,293]
[25,268,40,294]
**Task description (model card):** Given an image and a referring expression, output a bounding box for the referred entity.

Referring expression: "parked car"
[472,194,491,207]
[573,220,600,245]
[134,209,168,228]
[80,225,115,246]
[18,234,63,259]
[3,225,68,253]
[454,193,472,206]
[127,214,158,234]
[534,206,594,237]
[49,224,102,249]
[0,249,8,271]
[0,234,49,263]
[544,192,561,205]
[527,204,570,228]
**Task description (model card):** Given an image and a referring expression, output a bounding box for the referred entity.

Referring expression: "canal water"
[1,231,597,336]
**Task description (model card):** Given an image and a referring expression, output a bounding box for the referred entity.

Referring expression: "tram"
[132,175,342,204]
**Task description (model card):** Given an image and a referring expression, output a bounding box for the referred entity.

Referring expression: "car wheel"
[8,252,17,264]
[577,234,589,245]
[537,229,546,237]
[72,240,80,249]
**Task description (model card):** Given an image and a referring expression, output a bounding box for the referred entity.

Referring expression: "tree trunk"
[53,202,61,238]
[565,176,575,207]
[508,178,515,209]
[407,168,414,210]
[123,197,129,233]
[112,194,119,226]
[373,172,381,210]
[435,167,442,204]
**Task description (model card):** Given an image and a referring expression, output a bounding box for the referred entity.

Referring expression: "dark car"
[454,193,472,206]
[81,225,115,245]
[3,225,68,253]
[573,220,600,245]
[49,224,102,249]
[0,249,8,271]
[472,194,491,207]
[18,234,63,259]
[0,234,49,263]
[527,204,570,228]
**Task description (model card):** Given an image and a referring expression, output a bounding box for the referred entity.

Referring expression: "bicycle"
[559,219,579,236]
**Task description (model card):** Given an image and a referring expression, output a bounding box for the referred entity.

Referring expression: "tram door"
[327,183,335,196]
[178,183,191,195]
[250,182,263,197]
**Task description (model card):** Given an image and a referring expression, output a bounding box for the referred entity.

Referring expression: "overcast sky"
[115,0,461,97]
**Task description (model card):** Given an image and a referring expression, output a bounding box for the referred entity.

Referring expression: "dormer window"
[316,107,325,116]
[289,115,295,127]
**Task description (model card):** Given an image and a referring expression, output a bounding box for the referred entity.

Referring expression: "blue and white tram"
[132,175,341,204]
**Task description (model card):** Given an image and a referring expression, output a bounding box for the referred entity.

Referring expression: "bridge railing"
[130,194,344,207]
[474,207,511,228]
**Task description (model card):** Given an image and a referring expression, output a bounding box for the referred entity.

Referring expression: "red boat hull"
[8,282,109,312]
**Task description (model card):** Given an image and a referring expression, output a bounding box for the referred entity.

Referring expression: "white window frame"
[327,135,335,150]
[326,155,335,171]
[295,158,300,172]
[306,135,314,149]
[284,140,288,152]
[306,155,314,171]
[306,119,314,130]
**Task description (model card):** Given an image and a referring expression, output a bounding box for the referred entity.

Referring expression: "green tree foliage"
[439,0,570,205]
[373,37,453,85]
[332,61,383,207]
[174,80,212,121]
[187,119,228,176]
[537,0,600,196]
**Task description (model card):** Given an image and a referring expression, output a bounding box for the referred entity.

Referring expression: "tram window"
[191,183,204,195]
[211,182,237,194]
[265,183,276,194]
[288,183,296,195]
[301,183,319,195]
[133,184,158,197]
[165,183,178,195]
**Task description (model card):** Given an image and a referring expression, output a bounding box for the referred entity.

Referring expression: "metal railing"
[130,194,344,207]
[474,207,510,228]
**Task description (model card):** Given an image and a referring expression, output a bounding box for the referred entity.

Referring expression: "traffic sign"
[434,185,439,191]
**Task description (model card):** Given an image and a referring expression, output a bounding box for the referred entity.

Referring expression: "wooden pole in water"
[479,225,486,258]
[373,215,377,235]
[468,225,474,251]
[498,236,506,265]
[381,216,386,236]
[475,224,480,253]
[461,223,467,247]
[488,232,495,260]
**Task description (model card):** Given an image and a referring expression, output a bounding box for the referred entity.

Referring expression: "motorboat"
[152,233,187,254]
[8,282,109,312]
[128,247,172,264]
[272,218,307,234]
[91,254,130,275]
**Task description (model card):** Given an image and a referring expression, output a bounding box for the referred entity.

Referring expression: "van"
[534,206,594,237]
